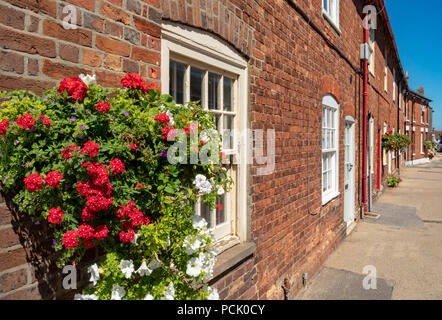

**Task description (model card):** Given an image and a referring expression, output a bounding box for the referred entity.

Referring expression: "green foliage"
[0,75,231,299]
[387,175,401,188]
[382,131,411,151]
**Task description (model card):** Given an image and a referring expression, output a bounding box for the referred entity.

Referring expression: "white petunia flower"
[111,284,126,300]
[144,294,154,300]
[183,235,204,255]
[119,260,134,279]
[207,287,219,300]
[131,232,141,246]
[217,186,225,195]
[74,293,98,300]
[198,180,212,194]
[166,110,174,125]
[147,259,162,271]
[159,105,166,111]
[79,74,96,86]
[193,174,207,187]
[166,236,171,248]
[191,215,208,230]
[186,256,203,277]
[136,261,151,276]
[87,263,100,286]
[161,282,175,300]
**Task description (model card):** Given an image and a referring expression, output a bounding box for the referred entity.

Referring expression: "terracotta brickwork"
[0,0,433,300]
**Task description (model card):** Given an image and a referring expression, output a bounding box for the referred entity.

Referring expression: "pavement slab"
[294,154,442,300]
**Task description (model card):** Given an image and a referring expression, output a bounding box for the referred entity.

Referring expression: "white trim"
[406,158,430,166]
[426,128,428,133]
[322,94,339,205]
[161,22,249,242]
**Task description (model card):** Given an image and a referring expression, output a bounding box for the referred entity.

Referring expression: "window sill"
[211,242,256,279]
[322,12,341,35]
[322,191,340,206]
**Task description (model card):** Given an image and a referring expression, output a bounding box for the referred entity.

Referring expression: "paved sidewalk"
[295,155,442,300]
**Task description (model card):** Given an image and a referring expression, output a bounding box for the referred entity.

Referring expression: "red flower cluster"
[48,207,64,224]
[45,171,63,188]
[94,224,109,240]
[96,101,111,113]
[121,73,146,90]
[146,83,160,92]
[81,141,100,157]
[24,173,43,192]
[121,73,161,93]
[109,158,125,175]
[61,144,79,160]
[57,77,88,102]
[162,126,176,140]
[129,142,138,150]
[78,223,95,240]
[154,113,170,124]
[0,120,9,135]
[115,200,150,242]
[38,114,51,128]
[62,230,79,249]
[119,229,135,243]
[16,114,35,130]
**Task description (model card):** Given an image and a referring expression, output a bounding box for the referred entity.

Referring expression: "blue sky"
[385,0,442,130]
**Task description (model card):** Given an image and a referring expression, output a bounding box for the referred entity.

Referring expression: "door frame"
[344,116,356,227]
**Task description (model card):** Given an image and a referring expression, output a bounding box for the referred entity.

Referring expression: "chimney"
[405,71,409,86]
[417,87,425,96]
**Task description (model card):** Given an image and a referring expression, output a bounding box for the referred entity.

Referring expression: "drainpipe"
[362,11,369,216]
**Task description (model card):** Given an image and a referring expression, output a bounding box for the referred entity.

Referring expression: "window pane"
[190,67,203,103]
[216,195,226,225]
[323,172,328,192]
[223,78,233,111]
[223,115,234,149]
[328,170,332,190]
[322,129,326,149]
[323,0,328,12]
[214,114,221,131]
[327,109,332,128]
[208,73,219,110]
[201,202,212,228]
[170,60,185,104]
[322,108,326,128]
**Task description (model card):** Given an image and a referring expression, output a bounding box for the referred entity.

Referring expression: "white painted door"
[344,121,355,226]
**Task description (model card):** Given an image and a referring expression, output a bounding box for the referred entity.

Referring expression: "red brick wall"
[0,0,415,300]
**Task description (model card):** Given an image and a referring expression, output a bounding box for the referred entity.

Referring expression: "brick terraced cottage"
[0,0,434,299]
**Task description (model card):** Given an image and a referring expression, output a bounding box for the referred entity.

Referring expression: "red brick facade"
[0,0,433,300]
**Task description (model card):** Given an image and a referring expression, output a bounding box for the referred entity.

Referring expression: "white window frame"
[421,104,425,124]
[161,21,249,243]
[322,94,340,205]
[322,0,340,32]
[421,128,424,155]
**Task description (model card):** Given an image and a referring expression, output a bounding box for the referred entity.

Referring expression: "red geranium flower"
[119,229,135,243]
[77,223,95,240]
[83,239,96,249]
[154,113,170,124]
[81,207,96,221]
[94,225,109,240]
[24,173,43,192]
[63,230,79,249]
[162,126,176,140]
[129,142,138,150]
[47,207,64,224]
[95,101,111,113]
[109,158,125,175]
[217,203,223,211]
[145,83,161,93]
[81,141,100,157]
[135,183,143,189]
[121,73,146,90]
[183,127,191,134]
[57,77,88,102]
[0,119,8,135]
[16,114,35,130]
[45,171,63,188]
